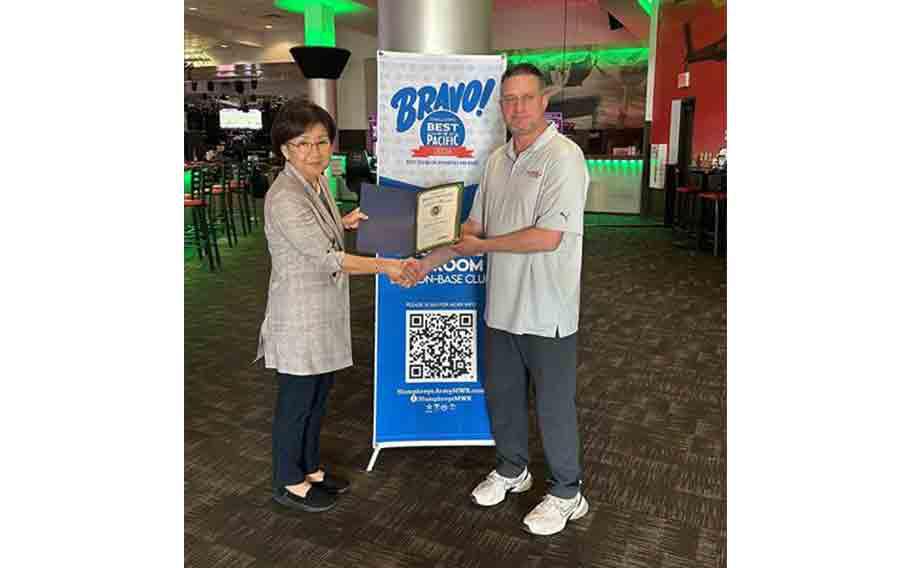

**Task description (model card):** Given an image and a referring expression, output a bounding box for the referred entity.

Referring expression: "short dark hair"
[270,98,337,159]
[501,63,546,90]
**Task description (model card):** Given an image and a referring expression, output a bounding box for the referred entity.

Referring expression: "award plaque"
[356,182,464,256]
[414,183,463,254]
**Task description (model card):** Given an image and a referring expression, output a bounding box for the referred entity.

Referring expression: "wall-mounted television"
[219,108,262,130]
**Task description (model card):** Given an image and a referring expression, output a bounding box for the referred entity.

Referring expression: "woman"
[256,99,413,513]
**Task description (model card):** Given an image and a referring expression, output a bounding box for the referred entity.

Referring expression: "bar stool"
[184,168,221,270]
[210,183,235,247]
[246,164,260,228]
[239,163,258,229]
[226,163,252,236]
[674,186,701,237]
[696,192,727,256]
[227,179,249,236]
[206,164,238,248]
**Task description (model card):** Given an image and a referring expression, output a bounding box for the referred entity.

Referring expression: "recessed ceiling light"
[189,6,198,10]
[220,44,229,48]
[265,25,273,29]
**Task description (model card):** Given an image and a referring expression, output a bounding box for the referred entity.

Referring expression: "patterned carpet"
[185,204,726,567]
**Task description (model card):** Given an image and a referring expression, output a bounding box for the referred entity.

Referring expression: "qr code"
[405,309,477,383]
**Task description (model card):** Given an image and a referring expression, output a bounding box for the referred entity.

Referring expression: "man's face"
[499,74,549,137]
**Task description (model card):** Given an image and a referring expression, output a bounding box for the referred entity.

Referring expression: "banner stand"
[368,51,506,472]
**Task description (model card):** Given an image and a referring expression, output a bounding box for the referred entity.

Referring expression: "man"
[408,63,590,536]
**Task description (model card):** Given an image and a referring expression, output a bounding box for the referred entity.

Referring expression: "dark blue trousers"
[484,327,582,499]
[272,371,335,491]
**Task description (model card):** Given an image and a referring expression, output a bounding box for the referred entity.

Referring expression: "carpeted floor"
[185,204,726,567]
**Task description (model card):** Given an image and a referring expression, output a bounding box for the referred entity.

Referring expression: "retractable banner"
[368,51,507,470]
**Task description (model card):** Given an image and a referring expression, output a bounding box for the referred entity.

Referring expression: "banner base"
[366,447,381,472]
[365,440,495,472]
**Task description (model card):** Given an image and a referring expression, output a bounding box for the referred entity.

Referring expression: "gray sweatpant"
[484,326,582,499]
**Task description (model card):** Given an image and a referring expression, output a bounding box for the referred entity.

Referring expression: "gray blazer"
[255,163,352,376]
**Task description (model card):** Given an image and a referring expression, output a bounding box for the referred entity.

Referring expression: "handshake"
[376,233,486,288]
[383,257,430,288]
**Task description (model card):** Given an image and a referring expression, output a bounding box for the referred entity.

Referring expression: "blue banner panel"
[374,256,490,444]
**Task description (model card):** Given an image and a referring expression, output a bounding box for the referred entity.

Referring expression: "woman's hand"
[342,207,368,230]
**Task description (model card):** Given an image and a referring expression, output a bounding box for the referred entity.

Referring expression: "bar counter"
[584,156,643,214]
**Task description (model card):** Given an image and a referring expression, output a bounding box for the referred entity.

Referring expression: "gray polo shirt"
[469,123,589,337]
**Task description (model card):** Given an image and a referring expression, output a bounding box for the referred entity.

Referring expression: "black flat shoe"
[272,485,336,512]
[309,473,350,495]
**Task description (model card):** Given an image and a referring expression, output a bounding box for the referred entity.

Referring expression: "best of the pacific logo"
[390,78,496,158]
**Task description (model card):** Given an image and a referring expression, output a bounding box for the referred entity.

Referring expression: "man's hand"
[452,234,486,257]
[342,207,368,230]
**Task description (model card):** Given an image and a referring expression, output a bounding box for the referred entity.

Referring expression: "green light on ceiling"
[637,0,653,17]
[503,47,649,69]
[275,0,369,47]
[304,3,336,47]
[274,0,368,15]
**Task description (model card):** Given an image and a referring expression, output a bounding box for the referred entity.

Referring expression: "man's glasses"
[500,94,538,107]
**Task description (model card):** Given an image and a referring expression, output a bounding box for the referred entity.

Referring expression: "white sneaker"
[470,468,533,507]
[522,492,589,536]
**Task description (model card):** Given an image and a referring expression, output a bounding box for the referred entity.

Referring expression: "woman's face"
[283,123,332,185]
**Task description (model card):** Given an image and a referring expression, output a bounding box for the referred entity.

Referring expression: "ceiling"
[185,0,379,36]
[184,0,649,65]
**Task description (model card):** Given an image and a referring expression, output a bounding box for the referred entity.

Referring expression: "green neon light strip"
[637,0,653,17]
[503,47,648,69]
[274,0,367,15]
[586,159,643,171]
